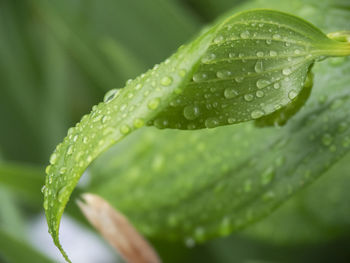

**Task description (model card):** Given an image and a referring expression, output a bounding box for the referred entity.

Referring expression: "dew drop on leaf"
[235,76,244,83]
[273,83,281,89]
[201,53,216,63]
[256,79,270,89]
[205,118,219,128]
[148,98,160,110]
[217,70,232,79]
[244,94,254,102]
[288,90,298,100]
[49,153,58,165]
[256,90,264,98]
[183,105,200,120]
[103,89,121,103]
[251,110,264,119]
[120,124,131,134]
[256,51,264,57]
[282,68,292,76]
[224,88,239,99]
[133,118,145,128]
[254,61,264,73]
[192,72,208,82]
[160,76,173,86]
[269,50,277,56]
[240,30,250,39]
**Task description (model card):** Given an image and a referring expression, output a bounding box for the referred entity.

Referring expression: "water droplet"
[256,51,264,57]
[192,72,208,82]
[59,167,67,174]
[45,165,51,174]
[282,68,292,76]
[251,110,264,119]
[254,61,264,73]
[66,145,73,155]
[120,124,131,134]
[183,105,200,120]
[135,83,142,90]
[229,52,236,58]
[256,90,264,98]
[161,76,173,86]
[217,70,232,79]
[273,83,280,89]
[133,118,144,128]
[101,115,108,124]
[322,133,333,146]
[269,50,277,57]
[232,76,243,83]
[58,186,68,203]
[272,34,281,39]
[288,90,298,100]
[266,39,272,45]
[227,117,236,124]
[214,35,224,43]
[256,79,270,89]
[201,53,216,63]
[178,69,186,77]
[41,185,46,194]
[294,49,301,55]
[224,88,239,99]
[240,30,250,39]
[148,98,160,110]
[43,199,48,210]
[205,118,219,128]
[103,89,121,103]
[49,153,58,165]
[244,94,254,102]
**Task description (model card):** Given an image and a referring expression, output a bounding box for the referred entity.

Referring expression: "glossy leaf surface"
[43,9,350,261]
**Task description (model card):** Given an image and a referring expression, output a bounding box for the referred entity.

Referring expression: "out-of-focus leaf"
[31,0,201,92]
[0,161,44,203]
[0,187,25,238]
[0,228,55,263]
[42,7,350,261]
[182,0,246,22]
[241,150,350,244]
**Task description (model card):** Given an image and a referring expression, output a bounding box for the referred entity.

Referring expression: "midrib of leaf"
[43,9,350,261]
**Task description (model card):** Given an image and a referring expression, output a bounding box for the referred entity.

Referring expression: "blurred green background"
[1,0,350,262]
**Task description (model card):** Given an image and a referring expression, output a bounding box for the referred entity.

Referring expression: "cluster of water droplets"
[149,14,316,130]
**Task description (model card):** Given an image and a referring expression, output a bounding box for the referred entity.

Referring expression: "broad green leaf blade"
[43,9,350,261]
[242,152,350,244]
[89,83,350,241]
[88,51,350,243]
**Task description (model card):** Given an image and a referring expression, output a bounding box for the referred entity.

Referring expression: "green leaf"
[0,161,44,203]
[43,9,350,261]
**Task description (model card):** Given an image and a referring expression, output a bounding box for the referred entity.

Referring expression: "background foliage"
[1,0,350,262]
